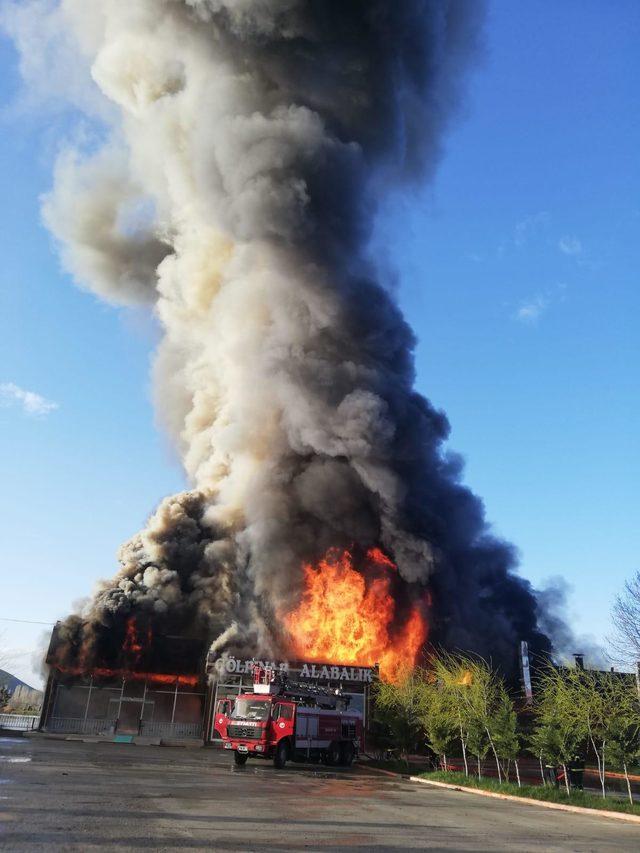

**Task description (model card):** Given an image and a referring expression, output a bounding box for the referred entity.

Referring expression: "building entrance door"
[117,700,143,734]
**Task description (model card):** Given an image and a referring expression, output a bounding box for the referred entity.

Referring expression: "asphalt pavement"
[0,735,638,851]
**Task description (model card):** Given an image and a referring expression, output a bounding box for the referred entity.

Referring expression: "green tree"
[608,721,640,806]
[606,678,640,805]
[430,651,476,776]
[466,718,490,779]
[459,658,506,782]
[374,666,431,766]
[609,569,640,666]
[430,654,512,783]
[490,684,521,786]
[568,668,615,798]
[527,723,550,786]
[532,666,584,796]
[422,683,458,770]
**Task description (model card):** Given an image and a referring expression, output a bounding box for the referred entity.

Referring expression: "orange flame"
[53,665,199,687]
[457,670,473,687]
[283,547,427,682]
[122,617,152,662]
[366,547,397,570]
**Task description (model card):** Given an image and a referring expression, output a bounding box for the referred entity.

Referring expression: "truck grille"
[228,724,261,740]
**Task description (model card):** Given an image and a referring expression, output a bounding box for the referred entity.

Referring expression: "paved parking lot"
[0,735,639,851]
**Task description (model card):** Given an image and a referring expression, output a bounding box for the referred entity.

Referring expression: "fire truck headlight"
[223,742,232,749]
[254,745,263,752]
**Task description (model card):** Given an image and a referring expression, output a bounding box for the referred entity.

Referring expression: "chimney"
[573,653,584,670]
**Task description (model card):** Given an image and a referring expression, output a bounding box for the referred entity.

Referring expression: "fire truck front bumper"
[224,740,267,754]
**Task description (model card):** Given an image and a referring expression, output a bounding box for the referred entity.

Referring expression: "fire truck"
[214,666,363,769]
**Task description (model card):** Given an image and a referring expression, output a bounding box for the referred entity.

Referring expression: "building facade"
[39,624,377,744]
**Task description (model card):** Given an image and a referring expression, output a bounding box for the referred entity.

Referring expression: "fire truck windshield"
[230,698,271,721]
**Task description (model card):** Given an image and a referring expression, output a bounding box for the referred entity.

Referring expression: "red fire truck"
[214,666,363,769]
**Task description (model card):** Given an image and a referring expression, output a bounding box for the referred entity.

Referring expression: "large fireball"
[283,547,428,682]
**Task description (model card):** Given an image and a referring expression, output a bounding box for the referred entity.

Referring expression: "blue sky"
[1,1,638,686]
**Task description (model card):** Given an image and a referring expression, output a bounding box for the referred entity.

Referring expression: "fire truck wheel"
[233,751,248,766]
[273,740,289,769]
[340,743,355,767]
[325,742,341,766]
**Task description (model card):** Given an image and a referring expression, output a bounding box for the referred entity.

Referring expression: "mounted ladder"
[252,665,351,709]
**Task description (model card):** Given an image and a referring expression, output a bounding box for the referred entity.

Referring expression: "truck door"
[270,701,295,745]
[213,698,233,740]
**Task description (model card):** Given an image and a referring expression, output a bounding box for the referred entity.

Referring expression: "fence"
[0,714,39,731]
[139,720,203,739]
[46,717,116,735]
[46,717,202,739]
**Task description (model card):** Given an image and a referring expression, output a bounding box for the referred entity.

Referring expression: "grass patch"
[418,771,640,816]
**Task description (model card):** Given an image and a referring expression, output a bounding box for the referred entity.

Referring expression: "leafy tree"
[490,684,521,786]
[532,666,584,796]
[527,723,551,786]
[460,658,506,782]
[605,678,640,805]
[422,683,458,770]
[431,653,514,783]
[429,651,475,776]
[431,654,510,782]
[530,720,576,795]
[466,718,490,779]
[374,666,431,765]
[568,668,620,798]
[0,634,12,711]
[609,569,640,666]
[608,721,640,805]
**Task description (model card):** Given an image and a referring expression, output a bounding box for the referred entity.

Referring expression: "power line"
[0,617,55,626]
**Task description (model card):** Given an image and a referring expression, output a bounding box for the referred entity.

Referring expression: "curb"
[409,776,640,825]
[356,763,404,779]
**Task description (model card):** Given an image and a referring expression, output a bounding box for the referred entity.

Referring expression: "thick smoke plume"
[7,0,556,671]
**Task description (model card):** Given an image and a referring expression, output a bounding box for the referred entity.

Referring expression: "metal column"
[83,675,94,728]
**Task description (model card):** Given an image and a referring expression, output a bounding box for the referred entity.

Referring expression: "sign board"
[207,654,376,685]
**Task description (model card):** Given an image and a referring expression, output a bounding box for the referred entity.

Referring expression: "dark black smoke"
[5,0,567,676]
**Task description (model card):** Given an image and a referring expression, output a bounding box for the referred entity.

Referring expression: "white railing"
[0,714,39,731]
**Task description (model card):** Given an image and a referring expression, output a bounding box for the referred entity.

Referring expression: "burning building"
[40,619,209,739]
[39,618,378,742]
[16,0,563,734]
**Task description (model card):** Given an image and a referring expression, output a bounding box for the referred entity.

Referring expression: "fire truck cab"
[214,666,363,769]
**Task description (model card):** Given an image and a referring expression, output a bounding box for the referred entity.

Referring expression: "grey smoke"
[536,577,607,669]
[5,0,562,670]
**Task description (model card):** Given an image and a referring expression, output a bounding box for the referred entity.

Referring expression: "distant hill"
[0,669,36,695]
[0,669,43,712]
